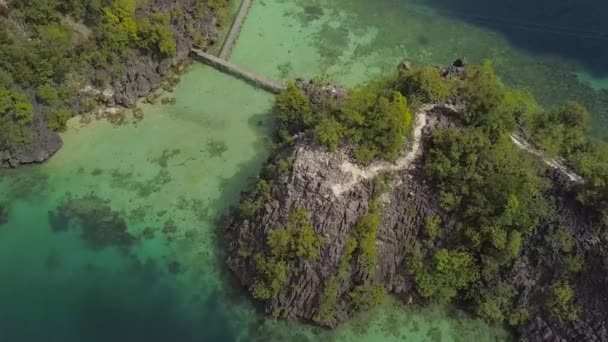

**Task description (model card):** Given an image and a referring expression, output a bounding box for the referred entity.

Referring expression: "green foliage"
[476,282,516,323]
[548,281,581,322]
[101,0,139,54]
[343,88,412,164]
[553,226,574,253]
[508,308,530,326]
[314,276,340,326]
[426,128,545,253]
[400,66,453,104]
[315,117,344,152]
[563,255,584,274]
[275,82,314,140]
[348,284,387,312]
[0,87,34,149]
[251,208,324,301]
[409,246,480,303]
[45,108,71,131]
[137,13,177,55]
[277,157,295,175]
[239,198,263,218]
[275,79,413,165]
[424,216,442,240]
[267,208,325,261]
[1,0,225,148]
[525,101,590,157]
[36,84,59,106]
[457,61,520,137]
[352,206,381,275]
[251,254,288,300]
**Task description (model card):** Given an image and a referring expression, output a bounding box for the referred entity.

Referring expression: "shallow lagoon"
[2,0,607,341]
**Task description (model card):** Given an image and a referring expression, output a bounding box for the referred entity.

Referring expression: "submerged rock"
[48,195,137,250]
[0,204,8,226]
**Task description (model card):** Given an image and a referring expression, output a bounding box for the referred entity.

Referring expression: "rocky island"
[226,60,608,341]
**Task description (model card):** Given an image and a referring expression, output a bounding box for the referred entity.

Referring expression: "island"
[225,60,608,341]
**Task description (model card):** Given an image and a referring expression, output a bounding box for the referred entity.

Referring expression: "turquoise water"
[2,0,607,341]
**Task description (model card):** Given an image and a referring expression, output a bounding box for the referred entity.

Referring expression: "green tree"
[0,88,34,149]
[36,84,59,106]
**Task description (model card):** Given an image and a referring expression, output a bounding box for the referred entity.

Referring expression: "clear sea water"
[1,0,607,341]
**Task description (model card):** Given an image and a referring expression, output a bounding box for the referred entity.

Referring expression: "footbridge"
[191,49,285,94]
[190,0,285,94]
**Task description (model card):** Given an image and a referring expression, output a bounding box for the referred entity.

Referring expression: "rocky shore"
[225,84,608,340]
[0,0,221,168]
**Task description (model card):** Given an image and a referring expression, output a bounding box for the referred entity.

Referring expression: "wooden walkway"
[191,49,285,94]
[219,0,252,60]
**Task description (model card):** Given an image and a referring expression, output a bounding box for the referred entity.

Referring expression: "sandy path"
[331,104,434,197]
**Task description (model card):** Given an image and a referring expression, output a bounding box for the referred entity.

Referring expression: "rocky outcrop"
[108,0,220,107]
[1,0,221,168]
[0,111,63,168]
[226,100,608,340]
[226,104,460,323]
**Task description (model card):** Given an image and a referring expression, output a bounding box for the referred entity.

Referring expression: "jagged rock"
[296,79,348,105]
[226,99,608,340]
[226,106,454,324]
[0,112,62,168]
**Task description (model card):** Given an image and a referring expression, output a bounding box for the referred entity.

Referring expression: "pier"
[190,0,285,94]
[191,49,285,94]
[219,0,252,60]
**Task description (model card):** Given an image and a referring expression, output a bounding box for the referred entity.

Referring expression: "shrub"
[409,247,480,303]
[424,216,442,239]
[0,88,34,149]
[348,284,386,312]
[400,66,453,103]
[267,208,325,261]
[45,108,72,131]
[314,276,340,326]
[251,254,288,300]
[548,281,581,322]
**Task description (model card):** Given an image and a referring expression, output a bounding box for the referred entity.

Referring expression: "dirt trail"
[330,105,583,198]
[331,104,435,197]
[510,133,583,183]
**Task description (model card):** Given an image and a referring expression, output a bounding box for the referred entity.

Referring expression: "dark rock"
[0,111,62,168]
[453,57,468,67]
[295,79,348,105]
[133,107,144,120]
[168,261,182,275]
[440,58,469,79]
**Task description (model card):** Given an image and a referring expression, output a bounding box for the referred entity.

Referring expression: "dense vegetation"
[397,61,608,325]
[275,80,413,165]
[0,0,226,151]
